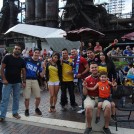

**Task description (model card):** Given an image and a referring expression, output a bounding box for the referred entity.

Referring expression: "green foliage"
[114,61,128,69]
[6,47,14,53]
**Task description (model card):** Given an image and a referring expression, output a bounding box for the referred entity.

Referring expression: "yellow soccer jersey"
[62,58,73,82]
[48,65,59,82]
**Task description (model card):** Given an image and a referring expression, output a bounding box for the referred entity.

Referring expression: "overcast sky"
[0,0,132,14]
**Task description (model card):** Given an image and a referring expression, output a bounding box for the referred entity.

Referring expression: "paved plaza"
[0,89,134,134]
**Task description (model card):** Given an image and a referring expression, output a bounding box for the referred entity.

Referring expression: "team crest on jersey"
[90,82,93,84]
[100,87,105,90]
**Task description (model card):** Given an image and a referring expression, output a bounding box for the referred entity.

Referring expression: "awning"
[4,24,66,38]
[4,24,80,52]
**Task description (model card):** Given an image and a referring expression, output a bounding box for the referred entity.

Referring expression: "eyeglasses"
[14,48,21,51]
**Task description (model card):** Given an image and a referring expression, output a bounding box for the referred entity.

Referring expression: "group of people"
[22,47,54,59]
[0,44,46,121]
[0,39,120,134]
[80,41,103,58]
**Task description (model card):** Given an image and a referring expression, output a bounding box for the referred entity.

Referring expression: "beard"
[14,52,21,56]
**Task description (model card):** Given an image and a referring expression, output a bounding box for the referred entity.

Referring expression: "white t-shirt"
[22,49,29,57]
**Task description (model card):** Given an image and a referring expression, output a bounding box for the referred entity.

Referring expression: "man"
[0,44,26,122]
[86,48,99,66]
[123,46,132,56]
[83,62,112,134]
[60,48,76,110]
[24,48,45,116]
[71,48,89,113]
[123,46,133,63]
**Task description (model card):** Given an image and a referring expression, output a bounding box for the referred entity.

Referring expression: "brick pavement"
[1,89,134,134]
[7,90,134,128]
[0,121,105,134]
[0,121,80,134]
[7,90,85,123]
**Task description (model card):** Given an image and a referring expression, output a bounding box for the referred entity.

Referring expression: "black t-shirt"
[87,56,100,66]
[2,55,25,84]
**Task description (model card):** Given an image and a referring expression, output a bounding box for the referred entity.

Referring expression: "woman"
[98,52,117,81]
[46,52,62,112]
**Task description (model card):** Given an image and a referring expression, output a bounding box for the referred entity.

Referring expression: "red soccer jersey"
[78,56,89,79]
[98,80,110,98]
[85,75,99,97]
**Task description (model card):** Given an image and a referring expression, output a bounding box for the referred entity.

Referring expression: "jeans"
[0,80,2,101]
[78,79,86,109]
[0,83,21,118]
[60,81,76,106]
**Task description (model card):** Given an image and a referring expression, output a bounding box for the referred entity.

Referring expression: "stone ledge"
[6,112,85,133]
[6,112,134,134]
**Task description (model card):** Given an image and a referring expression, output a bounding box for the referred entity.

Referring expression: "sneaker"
[95,116,100,124]
[12,113,21,119]
[84,127,92,134]
[78,105,82,108]
[71,106,76,111]
[25,109,29,116]
[61,106,66,111]
[103,127,112,134]
[60,102,68,106]
[74,102,78,106]
[0,118,5,122]
[77,109,85,114]
[35,108,42,115]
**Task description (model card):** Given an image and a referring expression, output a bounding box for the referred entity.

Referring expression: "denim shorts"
[98,97,112,102]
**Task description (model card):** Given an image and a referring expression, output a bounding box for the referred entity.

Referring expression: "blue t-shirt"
[123,50,132,56]
[25,58,42,79]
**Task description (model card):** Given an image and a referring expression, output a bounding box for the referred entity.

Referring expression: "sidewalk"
[1,90,134,134]
[4,112,134,134]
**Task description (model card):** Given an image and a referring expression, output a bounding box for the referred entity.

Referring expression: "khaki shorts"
[84,96,110,110]
[24,80,40,99]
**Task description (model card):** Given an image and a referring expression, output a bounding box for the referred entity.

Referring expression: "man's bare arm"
[83,87,88,96]
[1,63,8,84]
[21,68,26,83]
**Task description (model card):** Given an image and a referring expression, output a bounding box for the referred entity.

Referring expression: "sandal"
[48,106,53,113]
[51,106,56,112]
